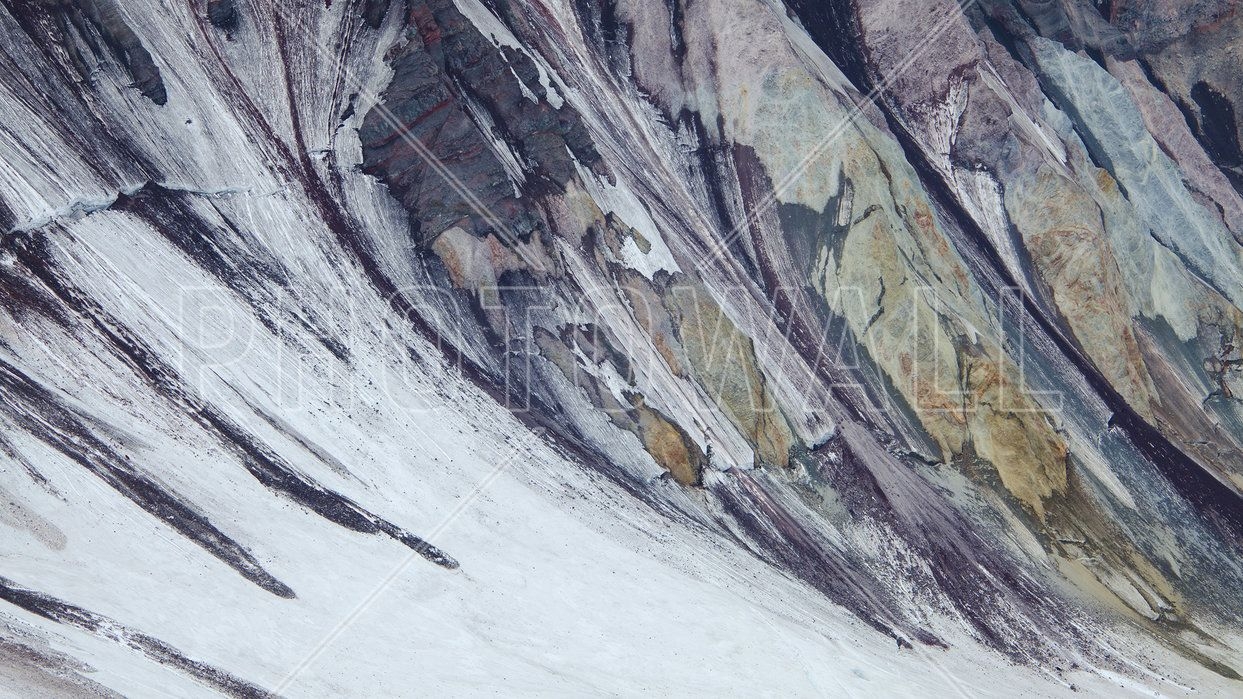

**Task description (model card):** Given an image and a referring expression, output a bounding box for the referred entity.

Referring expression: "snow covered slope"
[0,0,1241,695]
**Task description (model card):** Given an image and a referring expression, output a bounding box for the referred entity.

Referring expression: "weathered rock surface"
[0,0,1241,694]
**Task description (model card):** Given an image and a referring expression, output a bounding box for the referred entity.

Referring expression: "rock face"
[357,0,598,242]
[0,0,1241,695]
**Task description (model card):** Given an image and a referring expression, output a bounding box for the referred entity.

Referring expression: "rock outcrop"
[0,0,1240,694]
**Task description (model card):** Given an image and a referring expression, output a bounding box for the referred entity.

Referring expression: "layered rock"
[0,0,1240,694]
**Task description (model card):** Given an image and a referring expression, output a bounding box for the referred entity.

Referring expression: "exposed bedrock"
[0,0,1240,692]
[347,0,1243,675]
[6,0,167,104]
[358,0,600,242]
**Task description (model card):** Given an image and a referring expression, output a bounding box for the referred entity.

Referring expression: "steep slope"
[0,0,1240,695]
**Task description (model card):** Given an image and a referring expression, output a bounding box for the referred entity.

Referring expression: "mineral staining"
[0,0,1241,695]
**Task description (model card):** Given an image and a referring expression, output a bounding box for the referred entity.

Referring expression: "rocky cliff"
[0,0,1240,695]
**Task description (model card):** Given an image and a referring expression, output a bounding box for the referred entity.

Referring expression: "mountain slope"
[0,0,1241,695]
